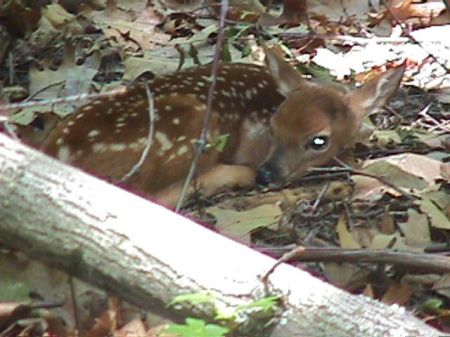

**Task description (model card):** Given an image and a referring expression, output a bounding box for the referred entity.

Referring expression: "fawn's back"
[42,62,283,196]
[42,47,404,207]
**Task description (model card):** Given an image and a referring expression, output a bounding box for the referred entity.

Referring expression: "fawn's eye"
[307,135,330,152]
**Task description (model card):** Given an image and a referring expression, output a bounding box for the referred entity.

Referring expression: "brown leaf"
[398,208,430,248]
[336,215,361,249]
[382,283,413,306]
[114,319,147,337]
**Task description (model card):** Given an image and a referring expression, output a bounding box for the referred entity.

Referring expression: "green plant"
[166,318,229,337]
[166,292,281,337]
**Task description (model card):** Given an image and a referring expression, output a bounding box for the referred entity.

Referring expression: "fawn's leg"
[154,164,256,209]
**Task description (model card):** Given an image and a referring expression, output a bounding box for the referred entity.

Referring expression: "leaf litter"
[1,0,450,335]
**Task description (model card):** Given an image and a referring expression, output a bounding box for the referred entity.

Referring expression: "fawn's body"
[42,48,404,207]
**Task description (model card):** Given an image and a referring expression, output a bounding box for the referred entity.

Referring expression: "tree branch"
[0,134,442,337]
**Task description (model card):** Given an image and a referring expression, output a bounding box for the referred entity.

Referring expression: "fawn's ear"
[347,63,405,124]
[263,45,308,96]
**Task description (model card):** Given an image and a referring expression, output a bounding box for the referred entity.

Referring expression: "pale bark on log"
[0,134,444,337]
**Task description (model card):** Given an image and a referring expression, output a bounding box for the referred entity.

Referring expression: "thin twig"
[311,182,330,213]
[117,84,155,183]
[332,157,416,200]
[24,81,65,102]
[260,246,450,274]
[0,87,128,113]
[175,0,229,212]
[334,35,409,45]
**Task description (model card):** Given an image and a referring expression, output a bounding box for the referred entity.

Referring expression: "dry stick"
[416,103,450,133]
[175,0,229,212]
[261,246,450,274]
[25,81,66,103]
[335,35,410,44]
[118,84,156,183]
[68,277,81,332]
[311,182,330,213]
[0,88,128,112]
[305,165,415,200]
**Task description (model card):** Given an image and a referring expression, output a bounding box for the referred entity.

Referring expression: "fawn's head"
[255,47,405,186]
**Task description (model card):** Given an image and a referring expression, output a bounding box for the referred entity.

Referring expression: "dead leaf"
[323,263,369,289]
[370,233,396,249]
[363,159,429,190]
[352,175,400,200]
[114,318,146,337]
[378,207,396,234]
[420,197,450,230]
[85,302,118,337]
[207,204,281,244]
[381,283,413,306]
[441,163,450,181]
[433,274,450,293]
[363,284,375,298]
[309,0,372,21]
[398,208,430,248]
[336,215,361,249]
[376,154,444,184]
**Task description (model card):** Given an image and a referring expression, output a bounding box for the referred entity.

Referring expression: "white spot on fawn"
[57,146,71,162]
[245,118,268,140]
[195,104,205,112]
[155,131,173,151]
[110,143,126,151]
[177,146,189,156]
[172,118,180,125]
[128,137,147,151]
[88,129,100,138]
[169,154,177,161]
[92,143,107,153]
[221,90,232,98]
[245,90,253,100]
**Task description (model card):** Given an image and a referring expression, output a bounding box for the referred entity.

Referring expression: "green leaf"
[421,297,444,314]
[168,292,215,307]
[213,134,230,153]
[166,318,229,337]
[237,295,280,313]
[0,281,30,301]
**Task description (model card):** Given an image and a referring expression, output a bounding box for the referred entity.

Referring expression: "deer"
[41,46,405,208]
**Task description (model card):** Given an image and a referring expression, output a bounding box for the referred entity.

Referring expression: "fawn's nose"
[255,163,280,186]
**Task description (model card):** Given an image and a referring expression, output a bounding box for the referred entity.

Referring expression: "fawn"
[42,47,404,208]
